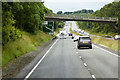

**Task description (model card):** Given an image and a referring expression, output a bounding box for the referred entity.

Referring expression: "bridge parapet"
[45,14,118,23]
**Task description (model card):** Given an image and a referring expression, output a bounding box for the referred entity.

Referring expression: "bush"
[2,26,22,45]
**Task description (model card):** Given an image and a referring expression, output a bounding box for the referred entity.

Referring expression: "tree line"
[57,9,94,15]
[2,2,53,45]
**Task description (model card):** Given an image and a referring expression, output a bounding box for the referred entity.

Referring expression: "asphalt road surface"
[28,39,118,78]
[13,21,119,80]
[21,21,118,79]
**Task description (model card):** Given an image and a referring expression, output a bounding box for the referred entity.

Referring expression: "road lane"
[72,40,118,78]
[29,39,92,78]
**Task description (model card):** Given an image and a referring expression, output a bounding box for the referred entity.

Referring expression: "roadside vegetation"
[2,2,55,67]
[2,2,65,67]
[77,2,120,37]
[2,31,52,67]
[57,9,94,15]
[91,36,119,52]
[54,21,65,36]
[2,2,52,45]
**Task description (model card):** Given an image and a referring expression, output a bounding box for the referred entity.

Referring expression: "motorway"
[18,21,118,79]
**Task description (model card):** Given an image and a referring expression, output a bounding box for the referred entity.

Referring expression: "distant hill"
[64,9,94,14]
[57,9,94,15]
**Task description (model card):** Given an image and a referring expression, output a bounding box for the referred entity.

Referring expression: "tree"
[81,9,87,13]
[77,2,120,35]
[57,11,63,14]
[2,2,53,45]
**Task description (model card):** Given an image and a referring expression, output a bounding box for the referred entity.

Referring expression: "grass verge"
[2,30,53,67]
[76,22,117,37]
[90,36,119,52]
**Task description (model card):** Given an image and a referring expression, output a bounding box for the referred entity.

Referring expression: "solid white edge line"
[91,75,96,79]
[93,44,119,57]
[24,39,58,80]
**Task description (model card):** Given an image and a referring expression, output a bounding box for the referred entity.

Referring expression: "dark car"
[68,33,73,36]
[77,36,92,49]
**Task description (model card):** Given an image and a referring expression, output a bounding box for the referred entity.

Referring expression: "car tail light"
[79,41,81,44]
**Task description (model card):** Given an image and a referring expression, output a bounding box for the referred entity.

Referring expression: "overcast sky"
[44,0,114,13]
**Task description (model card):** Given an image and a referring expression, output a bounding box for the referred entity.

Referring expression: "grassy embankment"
[70,26,119,52]
[76,22,117,37]
[91,36,119,52]
[2,31,53,67]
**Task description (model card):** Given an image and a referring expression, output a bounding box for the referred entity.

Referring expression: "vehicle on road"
[78,29,81,33]
[73,35,79,42]
[77,36,92,49]
[56,31,67,39]
[114,35,120,40]
[68,33,73,36]
[81,30,84,33]
[57,33,66,39]
[59,34,66,39]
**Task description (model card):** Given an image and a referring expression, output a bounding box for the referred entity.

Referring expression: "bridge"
[45,14,118,24]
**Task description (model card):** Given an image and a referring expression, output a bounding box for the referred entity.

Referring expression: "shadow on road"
[78,47,92,50]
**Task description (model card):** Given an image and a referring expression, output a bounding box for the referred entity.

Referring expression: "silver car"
[77,36,92,49]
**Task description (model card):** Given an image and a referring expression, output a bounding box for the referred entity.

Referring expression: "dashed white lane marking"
[24,39,58,80]
[84,63,87,67]
[93,44,119,57]
[76,52,78,54]
[91,75,96,79]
